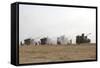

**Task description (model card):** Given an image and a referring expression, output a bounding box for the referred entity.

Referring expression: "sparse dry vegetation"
[19,43,96,64]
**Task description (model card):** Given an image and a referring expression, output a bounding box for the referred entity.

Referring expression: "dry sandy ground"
[19,43,96,64]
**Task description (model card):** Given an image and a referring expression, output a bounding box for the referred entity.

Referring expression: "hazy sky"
[19,4,96,43]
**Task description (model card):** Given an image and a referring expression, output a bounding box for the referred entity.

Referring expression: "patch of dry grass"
[19,43,96,64]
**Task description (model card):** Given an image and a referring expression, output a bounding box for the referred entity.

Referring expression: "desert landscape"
[19,43,96,64]
[19,5,96,64]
